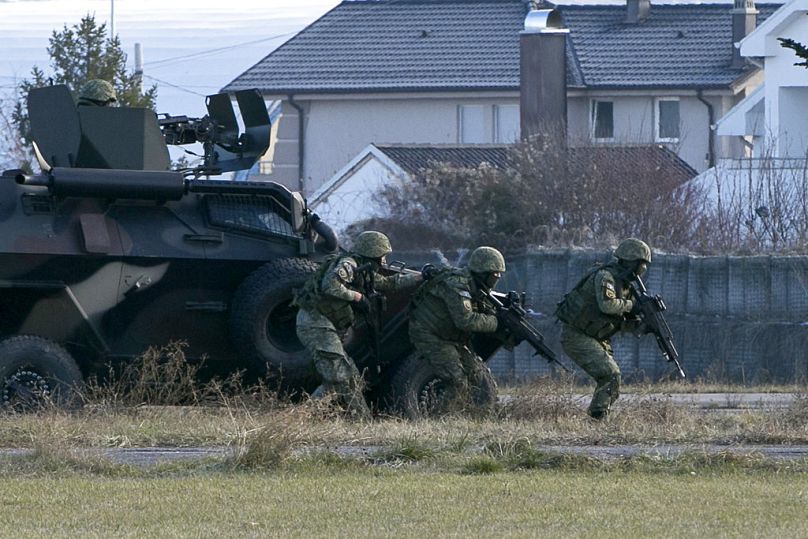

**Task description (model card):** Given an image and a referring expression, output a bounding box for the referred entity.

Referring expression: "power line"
[142,74,207,97]
[143,31,295,69]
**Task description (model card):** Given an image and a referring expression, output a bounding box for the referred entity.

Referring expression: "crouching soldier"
[293,231,422,419]
[407,246,506,412]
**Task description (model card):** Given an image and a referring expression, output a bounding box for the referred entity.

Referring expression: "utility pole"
[134,43,143,93]
[110,0,115,37]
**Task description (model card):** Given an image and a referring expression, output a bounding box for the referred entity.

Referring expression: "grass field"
[1,362,806,537]
[1,468,807,538]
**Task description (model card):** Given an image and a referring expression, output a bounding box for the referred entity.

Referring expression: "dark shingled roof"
[376,144,512,174]
[373,143,697,184]
[224,0,780,94]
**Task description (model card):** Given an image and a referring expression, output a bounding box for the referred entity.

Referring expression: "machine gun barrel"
[630,276,686,378]
[486,290,572,373]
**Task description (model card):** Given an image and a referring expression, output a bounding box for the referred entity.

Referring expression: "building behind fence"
[397,249,808,384]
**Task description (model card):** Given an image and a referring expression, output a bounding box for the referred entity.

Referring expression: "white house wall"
[303,98,460,194]
[260,92,743,194]
[769,20,808,158]
[310,155,403,233]
[736,2,808,158]
[568,94,727,173]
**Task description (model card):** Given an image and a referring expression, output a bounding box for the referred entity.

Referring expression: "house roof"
[375,144,513,174]
[224,0,780,95]
[324,142,697,183]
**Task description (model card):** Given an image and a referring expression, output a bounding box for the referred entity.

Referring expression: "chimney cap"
[523,9,569,34]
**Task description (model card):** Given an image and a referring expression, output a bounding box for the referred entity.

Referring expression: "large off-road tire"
[386,352,498,419]
[229,257,319,389]
[0,335,83,411]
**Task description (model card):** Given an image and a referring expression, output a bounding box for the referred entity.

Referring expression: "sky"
[0,0,341,117]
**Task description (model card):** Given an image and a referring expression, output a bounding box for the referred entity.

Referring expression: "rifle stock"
[487,291,572,373]
[630,276,686,378]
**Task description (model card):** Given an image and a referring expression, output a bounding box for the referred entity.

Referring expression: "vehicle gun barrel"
[16,167,186,201]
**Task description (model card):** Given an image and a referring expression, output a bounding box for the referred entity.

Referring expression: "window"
[458,105,487,143]
[656,98,680,142]
[591,100,614,141]
[494,104,519,143]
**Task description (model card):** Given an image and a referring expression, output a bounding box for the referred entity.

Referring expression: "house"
[715,0,808,159]
[692,0,807,212]
[224,0,780,197]
[309,144,512,232]
[310,142,697,233]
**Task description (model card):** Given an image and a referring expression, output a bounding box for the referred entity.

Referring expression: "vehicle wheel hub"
[3,370,50,411]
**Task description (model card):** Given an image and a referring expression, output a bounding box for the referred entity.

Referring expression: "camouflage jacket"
[555,263,635,340]
[409,267,498,343]
[294,254,420,331]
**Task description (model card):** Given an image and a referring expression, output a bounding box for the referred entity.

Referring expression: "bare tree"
[362,132,704,253]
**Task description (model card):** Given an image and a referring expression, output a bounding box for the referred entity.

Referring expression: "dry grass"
[1,346,806,476]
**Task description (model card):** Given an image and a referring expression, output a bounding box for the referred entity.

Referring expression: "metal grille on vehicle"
[205,194,295,238]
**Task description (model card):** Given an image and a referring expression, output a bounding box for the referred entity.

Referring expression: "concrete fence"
[396,249,808,384]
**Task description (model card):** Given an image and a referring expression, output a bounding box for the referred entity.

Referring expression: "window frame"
[655,97,681,143]
[590,99,615,142]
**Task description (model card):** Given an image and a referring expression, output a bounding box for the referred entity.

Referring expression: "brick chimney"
[520,9,569,142]
[732,0,758,68]
[625,0,650,24]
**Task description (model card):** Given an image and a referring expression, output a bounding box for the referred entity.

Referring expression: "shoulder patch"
[336,258,357,283]
[603,281,616,300]
[458,290,472,299]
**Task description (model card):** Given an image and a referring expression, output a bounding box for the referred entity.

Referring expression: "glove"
[354,295,371,315]
[421,263,437,280]
[495,309,510,331]
[628,299,642,317]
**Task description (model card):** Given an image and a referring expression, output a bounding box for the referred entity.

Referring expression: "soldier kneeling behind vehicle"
[406,246,507,414]
[292,231,422,419]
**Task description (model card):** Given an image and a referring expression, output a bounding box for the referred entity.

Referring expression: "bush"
[365,134,704,253]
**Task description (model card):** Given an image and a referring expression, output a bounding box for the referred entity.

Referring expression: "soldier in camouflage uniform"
[77,79,117,107]
[555,238,651,419]
[408,246,506,408]
[293,231,422,419]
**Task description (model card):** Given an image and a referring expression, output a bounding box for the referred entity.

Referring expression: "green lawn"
[0,469,806,538]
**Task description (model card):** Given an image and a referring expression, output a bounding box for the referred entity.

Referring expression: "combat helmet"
[353,231,392,259]
[468,246,506,273]
[614,238,652,263]
[77,79,117,106]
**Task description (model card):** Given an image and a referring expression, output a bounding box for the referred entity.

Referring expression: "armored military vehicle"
[0,84,535,415]
[0,84,345,408]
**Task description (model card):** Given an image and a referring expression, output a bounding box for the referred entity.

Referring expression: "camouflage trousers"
[296,309,371,419]
[560,323,621,419]
[409,323,487,403]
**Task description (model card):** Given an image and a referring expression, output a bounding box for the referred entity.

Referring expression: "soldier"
[408,246,506,411]
[76,79,117,107]
[554,238,652,419]
[293,231,422,419]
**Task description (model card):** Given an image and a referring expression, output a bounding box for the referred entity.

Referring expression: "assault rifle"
[629,276,686,379]
[355,263,387,363]
[486,291,572,373]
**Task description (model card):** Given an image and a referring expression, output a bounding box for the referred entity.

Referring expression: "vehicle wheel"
[0,335,83,412]
[386,353,497,419]
[229,257,319,389]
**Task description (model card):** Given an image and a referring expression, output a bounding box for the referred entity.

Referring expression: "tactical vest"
[554,263,627,340]
[410,267,480,342]
[293,255,356,330]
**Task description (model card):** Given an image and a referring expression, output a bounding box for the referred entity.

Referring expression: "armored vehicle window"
[205,195,295,238]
